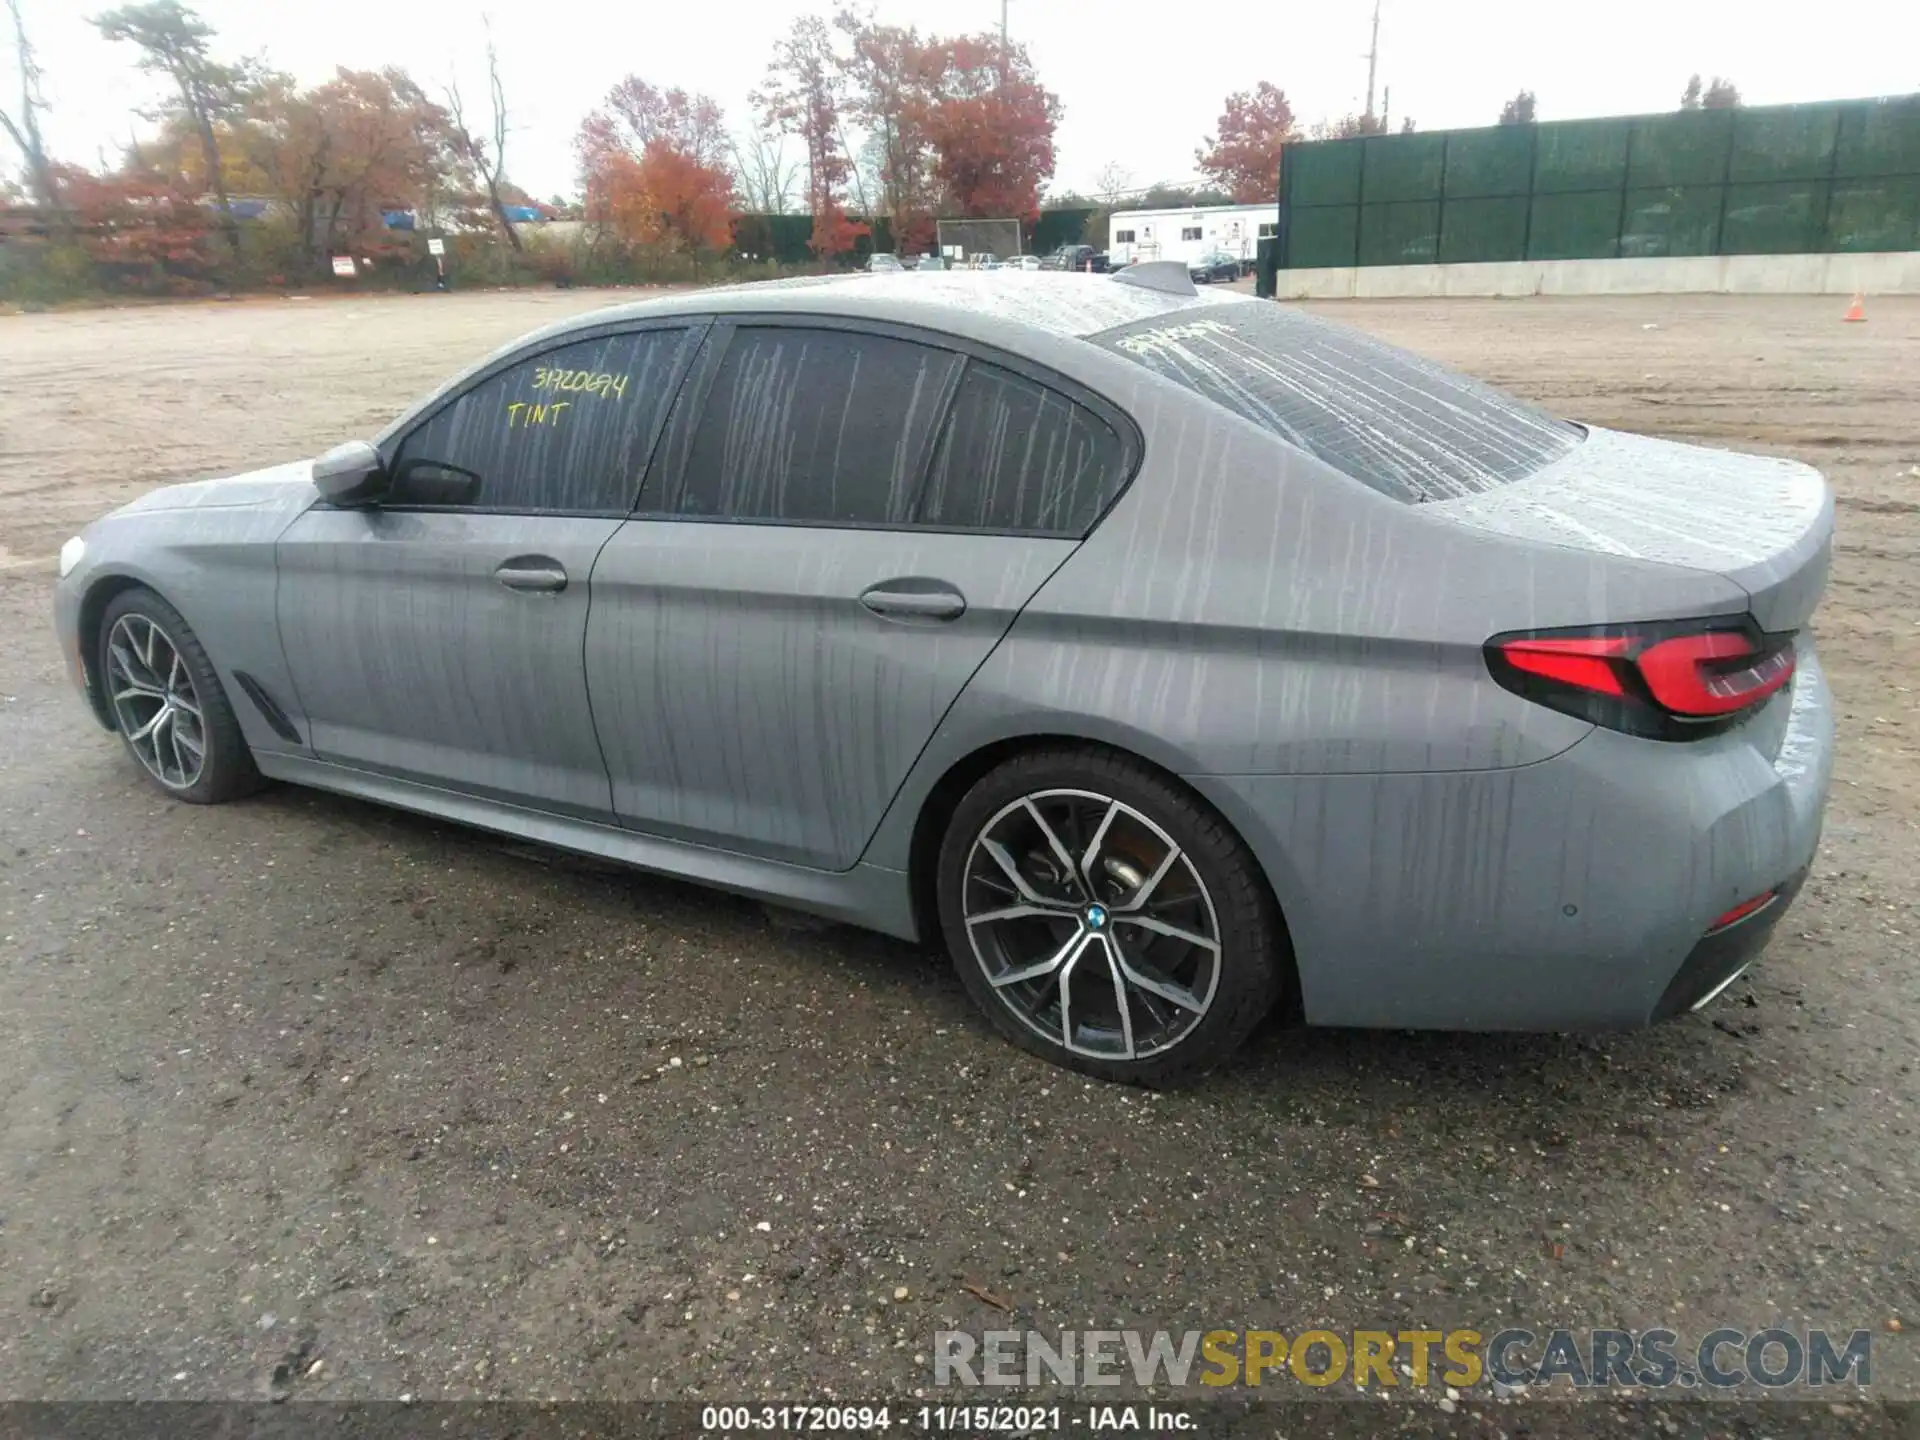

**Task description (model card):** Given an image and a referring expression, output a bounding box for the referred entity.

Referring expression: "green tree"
[1681,74,1742,111]
[93,0,256,260]
[1498,90,1537,125]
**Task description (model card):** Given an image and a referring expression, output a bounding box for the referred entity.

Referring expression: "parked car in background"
[913,255,951,272]
[54,270,1833,1084]
[1010,255,1042,272]
[1039,244,1110,273]
[867,253,904,273]
[1188,250,1242,284]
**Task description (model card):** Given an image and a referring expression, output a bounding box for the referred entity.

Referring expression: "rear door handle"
[859,580,967,622]
[495,556,568,593]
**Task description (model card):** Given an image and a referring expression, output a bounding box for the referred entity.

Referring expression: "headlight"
[58,535,85,578]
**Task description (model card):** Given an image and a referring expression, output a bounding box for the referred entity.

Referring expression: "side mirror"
[312,440,389,506]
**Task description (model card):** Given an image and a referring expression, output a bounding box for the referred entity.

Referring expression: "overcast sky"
[14,0,1920,204]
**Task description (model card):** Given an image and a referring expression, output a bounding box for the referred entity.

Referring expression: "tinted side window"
[918,360,1130,535]
[666,327,960,525]
[389,328,694,513]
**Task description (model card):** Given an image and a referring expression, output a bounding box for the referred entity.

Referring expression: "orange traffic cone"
[1843,292,1867,322]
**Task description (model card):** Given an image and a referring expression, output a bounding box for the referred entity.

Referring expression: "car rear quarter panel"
[862,362,1781,1017]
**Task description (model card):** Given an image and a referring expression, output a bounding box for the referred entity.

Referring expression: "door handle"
[495,556,568,593]
[859,580,967,622]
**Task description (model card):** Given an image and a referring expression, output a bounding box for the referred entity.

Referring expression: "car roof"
[376,273,1256,448]
[537,270,1251,345]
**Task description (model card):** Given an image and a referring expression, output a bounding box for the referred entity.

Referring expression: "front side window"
[918,360,1130,535]
[388,328,694,512]
[664,327,961,525]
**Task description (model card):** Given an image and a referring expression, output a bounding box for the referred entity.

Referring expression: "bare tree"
[1,0,59,211]
[1093,161,1134,206]
[446,33,521,252]
[730,127,800,213]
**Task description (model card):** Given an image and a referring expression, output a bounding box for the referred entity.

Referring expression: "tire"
[96,586,264,805]
[937,745,1286,1085]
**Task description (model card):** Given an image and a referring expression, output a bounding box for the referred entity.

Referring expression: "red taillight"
[1496,635,1633,697]
[1486,619,1795,740]
[1636,631,1795,717]
[1706,890,1778,934]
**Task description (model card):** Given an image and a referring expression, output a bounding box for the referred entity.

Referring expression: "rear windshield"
[1091,303,1580,502]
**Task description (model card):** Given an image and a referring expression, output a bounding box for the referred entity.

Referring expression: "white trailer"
[1106,202,1278,268]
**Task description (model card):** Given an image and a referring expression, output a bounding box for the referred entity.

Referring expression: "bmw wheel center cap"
[1085,904,1109,930]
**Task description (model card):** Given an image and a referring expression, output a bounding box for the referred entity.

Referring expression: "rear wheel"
[98,587,263,804]
[937,746,1285,1084]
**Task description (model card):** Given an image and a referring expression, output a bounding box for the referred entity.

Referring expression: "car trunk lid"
[1426,425,1833,634]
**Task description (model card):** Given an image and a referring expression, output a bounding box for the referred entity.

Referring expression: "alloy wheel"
[105,613,207,790]
[960,788,1221,1060]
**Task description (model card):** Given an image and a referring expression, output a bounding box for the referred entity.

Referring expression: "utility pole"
[1363,0,1381,122]
[999,0,1010,79]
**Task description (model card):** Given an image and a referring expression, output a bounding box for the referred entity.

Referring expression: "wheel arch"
[901,733,1300,1016]
[76,570,158,728]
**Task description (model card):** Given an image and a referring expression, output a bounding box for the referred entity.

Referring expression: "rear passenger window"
[388,328,695,513]
[666,327,960,524]
[918,360,1130,535]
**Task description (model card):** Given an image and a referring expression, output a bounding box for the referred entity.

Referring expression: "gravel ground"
[0,288,1915,1418]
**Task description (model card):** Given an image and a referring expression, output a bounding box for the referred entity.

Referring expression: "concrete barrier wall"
[1277,251,1920,300]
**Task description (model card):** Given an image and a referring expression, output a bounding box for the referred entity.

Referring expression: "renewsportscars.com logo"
[933,1328,1874,1391]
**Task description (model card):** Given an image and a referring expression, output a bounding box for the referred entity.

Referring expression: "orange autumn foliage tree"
[577,77,736,252]
[50,161,216,288]
[907,34,1059,223]
[1197,81,1296,203]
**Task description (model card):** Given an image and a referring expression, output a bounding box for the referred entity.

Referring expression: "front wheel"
[937,747,1287,1084]
[97,586,264,804]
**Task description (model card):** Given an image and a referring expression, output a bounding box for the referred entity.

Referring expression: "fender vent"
[233,670,303,744]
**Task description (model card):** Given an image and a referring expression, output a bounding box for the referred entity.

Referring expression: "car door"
[274,321,704,818]
[584,318,1139,869]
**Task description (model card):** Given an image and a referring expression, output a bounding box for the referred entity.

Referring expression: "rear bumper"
[1189,647,1834,1032]
[1650,865,1808,1021]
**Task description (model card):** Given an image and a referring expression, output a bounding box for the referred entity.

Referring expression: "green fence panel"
[1620,186,1723,256]
[1358,201,1440,265]
[1289,204,1359,267]
[1729,106,1841,183]
[1362,132,1445,203]
[1533,119,1631,193]
[1444,126,1533,198]
[1278,95,1918,268]
[1439,196,1529,262]
[1825,179,1920,251]
[1721,181,1827,252]
[1833,96,1920,178]
[1291,139,1364,206]
[1627,109,1734,187]
[1527,191,1620,259]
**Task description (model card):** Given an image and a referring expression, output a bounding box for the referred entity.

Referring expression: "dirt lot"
[0,288,1916,1416]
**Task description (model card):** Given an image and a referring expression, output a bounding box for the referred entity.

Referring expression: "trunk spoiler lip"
[1421,424,1833,633]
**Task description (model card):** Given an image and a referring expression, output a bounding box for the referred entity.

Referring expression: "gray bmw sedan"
[54,266,1833,1082]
